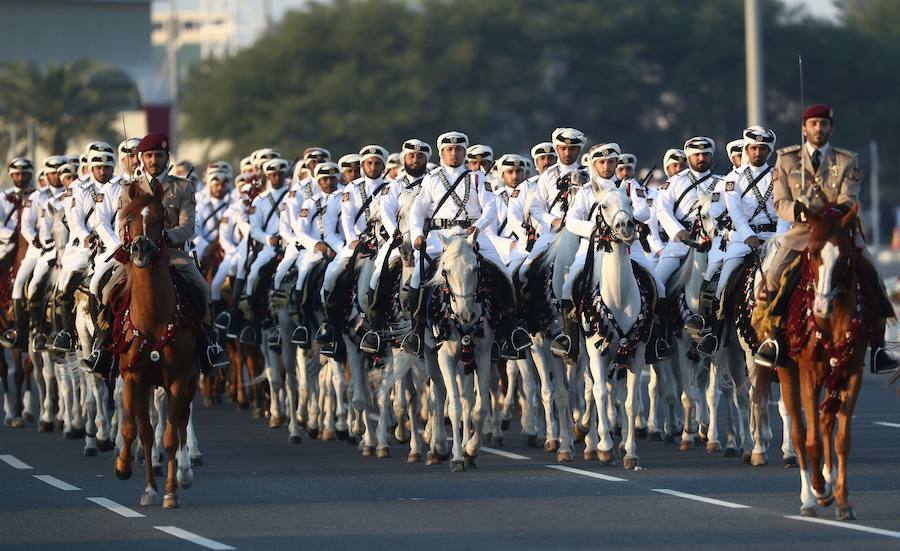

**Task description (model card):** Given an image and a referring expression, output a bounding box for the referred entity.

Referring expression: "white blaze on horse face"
[814,241,839,317]
[603,188,634,242]
[140,206,151,237]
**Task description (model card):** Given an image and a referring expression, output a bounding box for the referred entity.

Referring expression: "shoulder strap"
[353,180,389,226]
[428,169,472,225]
[262,189,289,229]
[201,201,229,237]
[740,165,773,198]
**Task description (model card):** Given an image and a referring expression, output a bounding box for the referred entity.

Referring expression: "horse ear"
[467,228,479,246]
[841,203,859,229]
[798,201,816,223]
[437,232,450,249]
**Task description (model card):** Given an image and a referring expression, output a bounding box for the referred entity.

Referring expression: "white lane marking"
[651,488,750,509]
[873,421,900,429]
[86,497,145,518]
[0,454,33,469]
[546,464,628,482]
[786,515,900,540]
[34,475,81,491]
[481,447,530,460]
[155,526,236,550]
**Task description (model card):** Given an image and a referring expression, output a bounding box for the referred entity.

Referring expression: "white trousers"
[12,245,42,300]
[89,252,119,296]
[273,245,300,289]
[57,243,90,293]
[247,244,277,295]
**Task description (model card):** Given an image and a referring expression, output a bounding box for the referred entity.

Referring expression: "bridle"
[120,205,167,266]
[440,257,485,337]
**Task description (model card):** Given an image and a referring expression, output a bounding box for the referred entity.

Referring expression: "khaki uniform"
[104,172,210,306]
[765,143,860,291]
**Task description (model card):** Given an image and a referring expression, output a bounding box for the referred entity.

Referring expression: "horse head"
[122,193,166,269]
[432,231,481,328]
[802,202,859,318]
[693,192,718,242]
[46,199,70,251]
[596,186,635,245]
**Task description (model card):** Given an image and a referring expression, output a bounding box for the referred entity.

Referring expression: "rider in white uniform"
[486,154,531,276]
[0,157,37,350]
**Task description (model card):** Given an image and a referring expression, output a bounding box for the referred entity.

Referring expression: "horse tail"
[668,247,695,294]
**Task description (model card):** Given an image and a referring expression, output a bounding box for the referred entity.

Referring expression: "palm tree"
[0,60,140,154]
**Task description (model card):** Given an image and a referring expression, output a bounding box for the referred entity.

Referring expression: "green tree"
[0,60,139,154]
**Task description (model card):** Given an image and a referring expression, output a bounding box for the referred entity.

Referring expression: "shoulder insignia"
[300,208,308,217]
[772,169,779,182]
[23,199,31,207]
[289,191,296,198]
[342,192,350,202]
[221,216,229,224]
[660,181,670,190]
[279,203,287,211]
[382,186,390,195]
[511,189,519,198]
[834,147,856,158]
[64,189,72,198]
[646,198,653,207]
[248,206,256,215]
[725,181,734,192]
[777,145,801,155]
[636,189,645,198]
[95,194,104,203]
[484,181,493,192]
[712,192,721,202]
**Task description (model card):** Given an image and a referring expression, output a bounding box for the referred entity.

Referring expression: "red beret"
[136,132,170,153]
[802,103,833,122]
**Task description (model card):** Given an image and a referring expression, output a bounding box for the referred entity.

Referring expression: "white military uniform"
[57,175,105,293]
[193,194,229,260]
[295,188,345,294]
[91,176,128,296]
[527,161,585,263]
[9,186,41,300]
[246,185,291,294]
[630,178,665,263]
[487,179,531,274]
[210,194,249,301]
[702,172,729,282]
[31,185,68,294]
[368,169,426,290]
[272,178,316,290]
[320,175,390,297]
[408,164,503,288]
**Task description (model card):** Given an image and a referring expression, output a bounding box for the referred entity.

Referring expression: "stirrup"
[360,331,381,354]
[550,334,571,358]
[239,326,258,346]
[214,311,230,331]
[207,343,228,370]
[315,325,339,357]
[0,329,24,350]
[684,313,707,341]
[755,338,780,369]
[33,332,49,352]
[267,331,281,351]
[696,333,719,357]
[872,347,900,374]
[510,327,533,351]
[500,341,521,361]
[291,325,310,347]
[50,330,76,353]
[400,332,423,357]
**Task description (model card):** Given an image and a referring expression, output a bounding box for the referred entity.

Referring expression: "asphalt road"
[2,371,900,551]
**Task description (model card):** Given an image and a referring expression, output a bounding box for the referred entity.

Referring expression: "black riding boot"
[316,291,342,356]
[871,335,900,374]
[221,278,247,339]
[400,286,424,357]
[84,304,115,380]
[646,297,673,363]
[51,293,78,352]
[30,300,50,352]
[551,299,579,361]
[0,298,28,349]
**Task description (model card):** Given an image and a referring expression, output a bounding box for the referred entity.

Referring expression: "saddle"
[518,253,556,334]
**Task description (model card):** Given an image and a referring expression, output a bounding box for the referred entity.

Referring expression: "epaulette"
[777,145,801,155]
[834,146,856,158]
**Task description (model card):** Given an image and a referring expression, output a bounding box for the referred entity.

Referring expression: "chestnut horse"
[755,203,873,520]
[113,192,197,509]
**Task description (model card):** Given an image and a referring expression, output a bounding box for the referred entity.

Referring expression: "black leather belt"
[430,218,474,230]
[751,223,777,233]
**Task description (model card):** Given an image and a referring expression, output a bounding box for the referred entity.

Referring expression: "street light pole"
[745,0,765,126]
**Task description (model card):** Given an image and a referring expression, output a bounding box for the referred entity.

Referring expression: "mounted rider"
[755,104,898,373]
[402,131,532,359]
[87,132,226,378]
[0,157,37,349]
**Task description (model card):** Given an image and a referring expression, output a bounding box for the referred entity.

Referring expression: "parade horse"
[753,203,874,520]
[111,192,198,509]
[0,202,34,429]
[573,187,653,468]
[424,232,495,471]
[198,239,226,405]
[519,228,579,462]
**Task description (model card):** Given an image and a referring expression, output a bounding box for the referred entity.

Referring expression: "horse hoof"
[836,506,856,521]
[177,469,194,489]
[816,494,835,508]
[800,506,817,517]
[10,417,25,429]
[407,453,423,464]
[320,430,335,441]
[723,447,737,458]
[252,408,264,419]
[307,428,320,440]
[56,420,64,431]
[425,452,439,466]
[202,397,213,408]
[783,455,799,469]
[449,460,465,472]
[152,465,164,477]
[463,455,477,469]
[694,438,705,448]
[544,439,559,452]
[751,452,768,466]
[141,490,159,507]
[635,427,648,439]
[583,449,597,461]
[39,421,54,433]
[83,447,98,457]
[394,428,410,444]
[501,419,511,430]
[647,431,663,442]
[162,494,180,509]
[706,442,722,453]
[190,455,204,467]
[742,451,752,464]
[289,434,302,445]
[557,450,572,463]
[598,451,615,466]
[23,412,35,423]
[678,439,693,451]
[526,434,539,448]
[97,439,115,452]
[623,456,639,470]
[73,427,86,439]
[269,416,284,429]
[361,445,375,457]
[115,466,132,480]
[335,429,350,441]
[663,434,676,444]
[491,436,503,447]
[376,447,391,459]
[573,424,587,443]
[436,450,452,462]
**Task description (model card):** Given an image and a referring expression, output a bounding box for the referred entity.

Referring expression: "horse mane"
[425,237,475,288]
[669,246,695,293]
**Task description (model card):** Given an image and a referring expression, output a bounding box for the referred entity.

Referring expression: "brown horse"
[199,241,226,405]
[112,192,198,509]
[756,203,873,520]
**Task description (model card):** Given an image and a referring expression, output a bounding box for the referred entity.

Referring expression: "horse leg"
[464,347,493,465]
[517,357,538,441]
[729,354,753,461]
[150,388,167,476]
[647,363,663,440]
[833,367,862,520]
[282,351,301,444]
[586,339,614,464]
[530,342,558,450]
[426,351,450,461]
[375,361,395,458]
[554,360,575,457]
[136,383,158,506]
[263,338,285,428]
[622,361,642,469]
[437,348,464,471]
[92,376,113,451]
[488,364,504,447]
[799,366,830,506]
[778,366,815,515]
[705,357,722,453]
